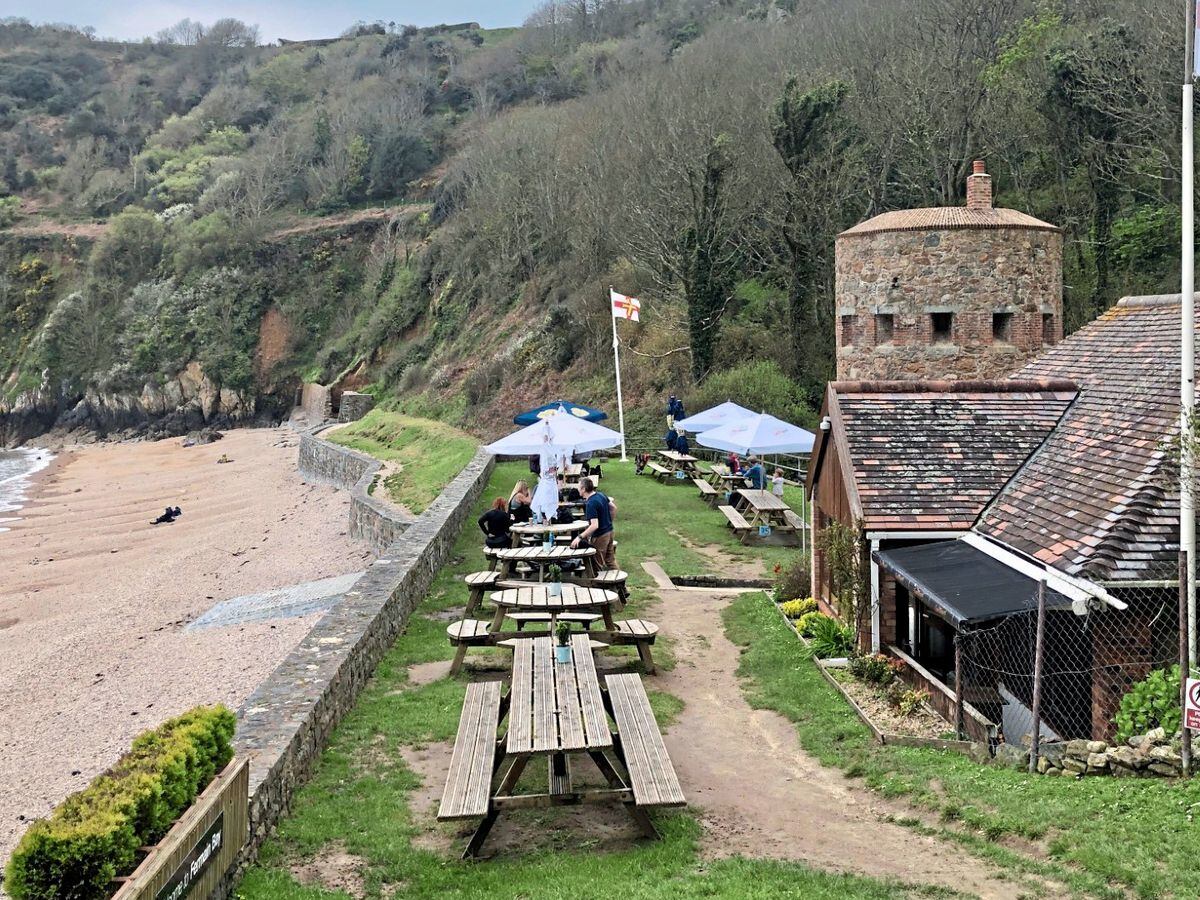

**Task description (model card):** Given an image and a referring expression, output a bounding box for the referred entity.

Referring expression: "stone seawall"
[298,427,413,555]
[223,445,494,892]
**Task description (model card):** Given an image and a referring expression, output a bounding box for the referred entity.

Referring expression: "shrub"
[779,597,817,619]
[4,705,235,900]
[847,652,894,686]
[1113,665,1181,743]
[690,359,815,429]
[803,614,854,659]
[772,553,810,603]
[895,687,930,717]
[795,611,826,637]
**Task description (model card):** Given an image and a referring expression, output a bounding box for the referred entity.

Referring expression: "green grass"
[723,591,1200,900]
[236,462,939,899]
[327,411,477,513]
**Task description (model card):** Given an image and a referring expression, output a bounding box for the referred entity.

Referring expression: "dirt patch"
[406,660,452,686]
[669,532,768,581]
[289,841,368,898]
[254,306,292,377]
[655,587,1041,899]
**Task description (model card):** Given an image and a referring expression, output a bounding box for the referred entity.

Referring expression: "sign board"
[758,524,772,537]
[155,812,223,900]
[674,470,686,480]
[1186,677,1200,731]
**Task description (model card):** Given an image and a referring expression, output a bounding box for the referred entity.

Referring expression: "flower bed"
[824,666,951,741]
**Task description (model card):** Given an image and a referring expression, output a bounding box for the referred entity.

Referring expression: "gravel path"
[0,428,371,865]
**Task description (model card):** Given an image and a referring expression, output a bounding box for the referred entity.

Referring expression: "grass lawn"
[236,462,935,899]
[724,592,1200,900]
[327,411,477,514]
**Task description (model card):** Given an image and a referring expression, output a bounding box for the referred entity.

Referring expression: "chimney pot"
[966,160,992,210]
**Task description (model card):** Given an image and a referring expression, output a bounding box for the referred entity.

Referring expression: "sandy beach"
[0,427,371,864]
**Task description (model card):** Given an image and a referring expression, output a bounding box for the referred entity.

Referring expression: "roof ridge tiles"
[830,378,1078,395]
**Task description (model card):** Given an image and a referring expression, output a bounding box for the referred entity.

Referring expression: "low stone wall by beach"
[298,427,412,555]
[220,445,494,894]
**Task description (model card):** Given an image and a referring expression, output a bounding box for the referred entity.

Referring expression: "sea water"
[0,448,52,532]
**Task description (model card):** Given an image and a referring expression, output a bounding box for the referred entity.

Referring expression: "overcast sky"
[6,1,542,42]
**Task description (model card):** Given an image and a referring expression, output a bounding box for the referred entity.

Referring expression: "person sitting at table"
[674,427,690,456]
[557,474,581,503]
[478,497,514,549]
[570,477,617,570]
[743,457,767,490]
[727,452,742,475]
[509,480,534,523]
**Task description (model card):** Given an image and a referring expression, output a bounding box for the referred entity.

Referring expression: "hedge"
[3,705,236,900]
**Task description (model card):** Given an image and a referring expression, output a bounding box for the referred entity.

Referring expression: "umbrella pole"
[611,297,628,461]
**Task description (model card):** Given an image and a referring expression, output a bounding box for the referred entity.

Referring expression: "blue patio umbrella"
[513,401,608,425]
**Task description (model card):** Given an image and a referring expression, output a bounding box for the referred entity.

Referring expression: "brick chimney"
[966,159,992,210]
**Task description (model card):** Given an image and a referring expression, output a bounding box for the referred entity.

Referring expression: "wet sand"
[0,428,371,864]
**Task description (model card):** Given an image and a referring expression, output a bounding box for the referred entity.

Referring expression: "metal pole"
[1183,0,1197,668]
[954,632,965,740]
[1182,551,1193,776]
[1028,580,1047,774]
[609,288,628,462]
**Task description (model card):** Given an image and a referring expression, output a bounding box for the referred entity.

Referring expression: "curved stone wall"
[297,427,413,554]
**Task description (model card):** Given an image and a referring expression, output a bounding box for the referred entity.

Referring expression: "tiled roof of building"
[822,379,1077,531]
[978,296,1185,582]
[839,206,1060,238]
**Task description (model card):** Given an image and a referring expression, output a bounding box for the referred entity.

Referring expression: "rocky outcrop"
[0,362,293,446]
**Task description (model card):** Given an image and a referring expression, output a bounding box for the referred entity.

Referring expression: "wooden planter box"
[112,758,249,900]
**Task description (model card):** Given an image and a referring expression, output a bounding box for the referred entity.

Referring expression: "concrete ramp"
[188,572,364,630]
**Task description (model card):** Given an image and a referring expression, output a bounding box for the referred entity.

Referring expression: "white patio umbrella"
[484,406,623,456]
[695,412,815,455]
[674,400,755,433]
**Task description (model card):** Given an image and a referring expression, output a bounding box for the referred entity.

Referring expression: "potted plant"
[555,621,573,662]
[546,564,563,597]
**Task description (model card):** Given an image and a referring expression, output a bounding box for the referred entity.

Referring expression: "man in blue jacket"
[743,457,766,490]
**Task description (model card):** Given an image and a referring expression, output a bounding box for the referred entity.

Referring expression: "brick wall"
[834,226,1063,381]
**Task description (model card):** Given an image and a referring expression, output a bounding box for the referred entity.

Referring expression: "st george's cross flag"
[610,289,641,322]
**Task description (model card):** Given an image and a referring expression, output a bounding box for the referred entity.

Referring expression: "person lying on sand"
[150,506,182,524]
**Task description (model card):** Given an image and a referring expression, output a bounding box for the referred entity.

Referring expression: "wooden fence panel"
[112,758,249,900]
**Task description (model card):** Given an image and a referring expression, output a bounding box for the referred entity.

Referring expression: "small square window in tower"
[840,314,855,346]
[930,312,953,343]
[1042,313,1056,345]
[875,313,894,343]
[992,312,1013,342]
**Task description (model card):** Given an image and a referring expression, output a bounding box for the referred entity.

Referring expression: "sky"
[5,1,543,43]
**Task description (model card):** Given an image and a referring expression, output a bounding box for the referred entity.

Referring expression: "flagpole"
[610,287,629,462]
[1183,0,1197,669]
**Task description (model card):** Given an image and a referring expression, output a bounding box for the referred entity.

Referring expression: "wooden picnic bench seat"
[606,673,685,809]
[438,680,503,821]
[506,611,601,629]
[588,568,629,602]
[447,619,492,675]
[717,504,752,542]
[464,570,501,614]
[644,461,671,482]
[781,509,806,531]
[483,545,504,571]
[693,478,718,505]
[611,619,659,673]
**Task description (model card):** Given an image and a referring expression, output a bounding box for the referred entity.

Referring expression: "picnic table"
[488,584,620,632]
[509,520,587,547]
[438,635,685,857]
[658,449,701,475]
[731,489,800,529]
[493,544,597,581]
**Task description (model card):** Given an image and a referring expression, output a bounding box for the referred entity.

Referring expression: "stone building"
[834,161,1063,381]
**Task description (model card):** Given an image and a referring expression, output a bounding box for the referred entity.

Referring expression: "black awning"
[873,540,1073,628]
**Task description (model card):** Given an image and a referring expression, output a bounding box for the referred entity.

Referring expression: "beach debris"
[150,506,182,525]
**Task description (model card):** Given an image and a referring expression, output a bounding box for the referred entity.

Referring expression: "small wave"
[0,448,54,530]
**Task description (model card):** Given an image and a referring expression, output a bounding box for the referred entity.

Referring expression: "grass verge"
[723,591,1200,900]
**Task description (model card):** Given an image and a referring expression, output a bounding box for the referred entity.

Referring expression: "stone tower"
[833,161,1063,381]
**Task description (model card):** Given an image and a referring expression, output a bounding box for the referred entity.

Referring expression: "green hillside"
[0,1,1188,444]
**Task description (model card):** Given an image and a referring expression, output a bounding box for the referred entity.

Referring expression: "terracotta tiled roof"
[978,296,1186,582]
[839,206,1059,237]
[827,379,1077,531]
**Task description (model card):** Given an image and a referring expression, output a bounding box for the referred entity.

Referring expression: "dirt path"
[655,586,1035,898]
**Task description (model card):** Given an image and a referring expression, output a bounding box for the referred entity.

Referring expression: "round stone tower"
[833,161,1062,381]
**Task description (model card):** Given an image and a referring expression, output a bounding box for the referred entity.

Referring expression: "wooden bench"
[506,611,601,629]
[693,478,718,505]
[644,461,671,482]
[483,546,504,571]
[447,619,491,675]
[781,509,806,531]
[464,570,501,615]
[438,680,503,821]
[611,619,659,674]
[717,504,752,543]
[606,673,685,810]
[589,569,629,603]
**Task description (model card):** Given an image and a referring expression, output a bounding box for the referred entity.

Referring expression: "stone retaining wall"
[222,445,494,893]
[298,426,413,554]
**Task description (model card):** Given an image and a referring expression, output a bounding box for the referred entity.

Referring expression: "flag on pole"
[610,288,641,322]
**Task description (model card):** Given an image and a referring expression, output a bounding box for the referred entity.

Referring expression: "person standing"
[570,477,617,570]
[771,468,786,498]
